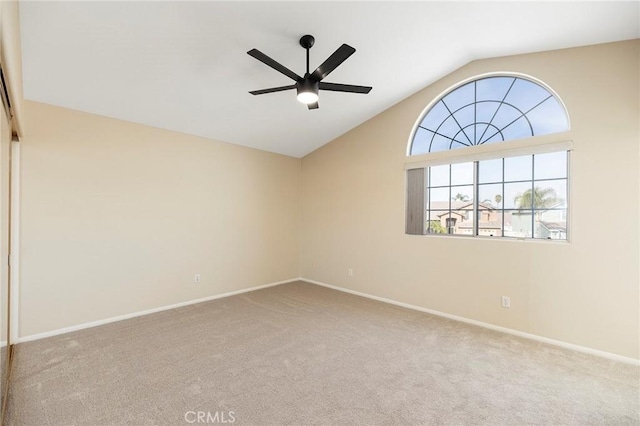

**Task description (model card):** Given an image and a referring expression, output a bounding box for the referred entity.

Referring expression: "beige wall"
[301,40,640,359]
[19,101,300,337]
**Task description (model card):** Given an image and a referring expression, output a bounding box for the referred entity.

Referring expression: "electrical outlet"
[348,268,354,277]
[194,274,201,283]
[501,296,511,308]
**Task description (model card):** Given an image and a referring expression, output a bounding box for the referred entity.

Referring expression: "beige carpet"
[6,281,639,425]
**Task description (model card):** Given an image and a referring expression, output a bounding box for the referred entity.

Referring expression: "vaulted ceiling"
[19,1,639,157]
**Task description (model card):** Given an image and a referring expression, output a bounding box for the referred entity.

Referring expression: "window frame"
[405,139,572,242]
[405,72,572,243]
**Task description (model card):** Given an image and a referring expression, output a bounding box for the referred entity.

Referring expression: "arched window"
[409,75,569,155]
[405,74,571,241]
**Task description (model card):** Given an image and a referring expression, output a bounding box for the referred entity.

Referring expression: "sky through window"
[410,76,569,155]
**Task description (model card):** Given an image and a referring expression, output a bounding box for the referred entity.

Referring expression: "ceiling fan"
[247,35,372,110]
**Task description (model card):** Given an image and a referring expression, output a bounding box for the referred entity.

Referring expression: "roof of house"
[540,221,567,232]
[429,201,496,211]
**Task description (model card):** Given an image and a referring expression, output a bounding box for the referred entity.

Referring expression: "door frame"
[9,137,18,343]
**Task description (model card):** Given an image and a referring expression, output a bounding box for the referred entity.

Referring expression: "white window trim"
[405,134,573,170]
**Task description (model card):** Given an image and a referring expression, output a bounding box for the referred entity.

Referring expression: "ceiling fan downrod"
[299,34,315,75]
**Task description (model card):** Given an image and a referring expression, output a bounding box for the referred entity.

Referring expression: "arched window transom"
[410,76,569,155]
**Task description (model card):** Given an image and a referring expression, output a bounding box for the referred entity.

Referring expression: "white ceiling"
[19,1,639,158]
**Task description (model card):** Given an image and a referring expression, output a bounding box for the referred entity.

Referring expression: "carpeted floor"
[6,281,640,425]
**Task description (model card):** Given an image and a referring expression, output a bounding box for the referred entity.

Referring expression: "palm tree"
[514,187,560,210]
[494,194,502,208]
[452,193,470,202]
[514,187,563,222]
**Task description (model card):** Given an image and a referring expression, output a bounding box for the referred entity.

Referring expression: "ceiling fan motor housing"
[297,78,319,96]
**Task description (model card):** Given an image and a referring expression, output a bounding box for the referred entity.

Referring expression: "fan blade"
[249,85,296,95]
[310,44,356,81]
[308,102,319,110]
[248,49,301,81]
[319,82,372,94]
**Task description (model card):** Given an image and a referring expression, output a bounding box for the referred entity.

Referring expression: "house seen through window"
[406,75,570,240]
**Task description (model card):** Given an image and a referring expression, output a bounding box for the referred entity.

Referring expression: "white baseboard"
[16,278,299,344]
[16,276,639,366]
[301,278,640,366]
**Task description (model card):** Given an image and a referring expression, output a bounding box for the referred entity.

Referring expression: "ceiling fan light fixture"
[296,90,318,105]
[296,80,319,104]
